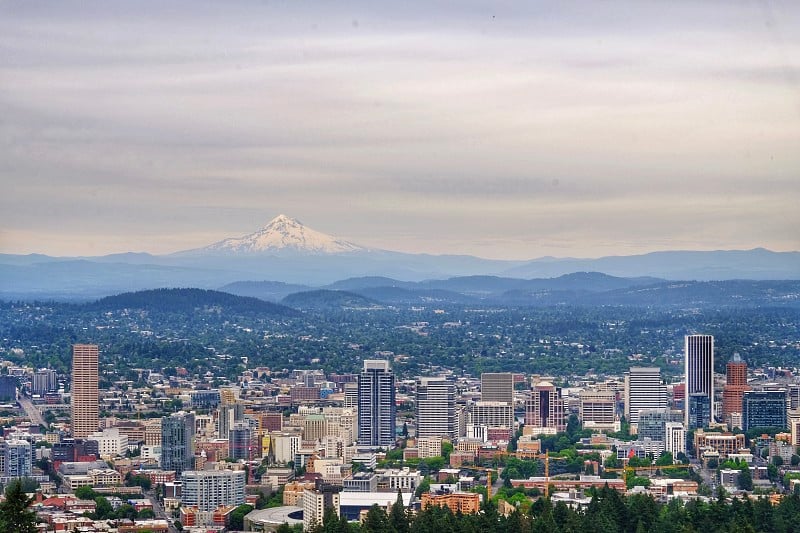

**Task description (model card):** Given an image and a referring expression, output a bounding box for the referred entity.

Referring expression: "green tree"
[74,485,98,500]
[389,490,410,533]
[0,480,37,533]
[229,504,254,531]
[94,496,113,519]
[655,452,674,467]
[738,466,753,491]
[362,504,391,533]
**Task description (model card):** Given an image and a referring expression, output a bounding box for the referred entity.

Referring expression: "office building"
[687,394,712,430]
[181,469,245,512]
[343,383,358,409]
[742,390,787,431]
[229,421,257,461]
[2,439,33,477]
[722,354,749,422]
[218,402,245,440]
[161,412,195,474]
[190,390,221,410]
[416,378,456,439]
[685,335,714,428]
[525,381,565,434]
[32,369,58,396]
[579,389,617,430]
[664,422,686,458]
[0,376,18,403]
[624,367,667,426]
[468,401,514,434]
[302,482,341,531]
[480,373,514,404]
[637,409,683,441]
[71,344,99,438]
[357,360,396,447]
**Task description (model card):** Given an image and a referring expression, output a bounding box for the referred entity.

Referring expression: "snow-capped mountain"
[201,214,364,255]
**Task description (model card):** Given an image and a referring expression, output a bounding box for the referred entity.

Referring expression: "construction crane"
[541,451,571,498]
[469,466,497,499]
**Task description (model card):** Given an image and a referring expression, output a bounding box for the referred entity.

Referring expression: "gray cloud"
[1,0,798,259]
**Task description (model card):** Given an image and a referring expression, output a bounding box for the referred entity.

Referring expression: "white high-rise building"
[87,428,129,459]
[180,470,245,512]
[685,335,715,428]
[416,378,455,439]
[302,485,340,531]
[624,367,667,426]
[664,422,686,459]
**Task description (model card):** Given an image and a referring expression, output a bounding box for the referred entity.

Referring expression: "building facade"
[624,367,667,426]
[525,381,565,433]
[71,344,99,438]
[722,354,749,423]
[742,390,787,431]
[180,469,245,512]
[480,373,514,404]
[579,389,616,430]
[161,412,195,474]
[357,360,396,447]
[416,378,456,439]
[684,335,714,428]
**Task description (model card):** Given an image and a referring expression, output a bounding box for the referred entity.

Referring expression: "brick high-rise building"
[525,381,565,433]
[722,353,750,423]
[71,344,99,438]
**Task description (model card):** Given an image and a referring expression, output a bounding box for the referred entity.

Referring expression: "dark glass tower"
[357,360,396,447]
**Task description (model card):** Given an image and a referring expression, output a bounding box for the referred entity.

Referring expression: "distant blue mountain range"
[0,247,798,302]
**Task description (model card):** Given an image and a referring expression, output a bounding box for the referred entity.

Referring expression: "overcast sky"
[1,1,799,259]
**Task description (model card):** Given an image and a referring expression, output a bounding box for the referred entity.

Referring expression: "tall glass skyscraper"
[161,411,195,474]
[357,360,396,447]
[685,335,714,429]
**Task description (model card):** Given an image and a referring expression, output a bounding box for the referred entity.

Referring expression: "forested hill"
[85,288,295,316]
[281,289,381,310]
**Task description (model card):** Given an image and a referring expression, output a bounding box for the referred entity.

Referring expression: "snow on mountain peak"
[203,214,363,254]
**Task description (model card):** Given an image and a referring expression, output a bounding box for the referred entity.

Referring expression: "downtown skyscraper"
[71,344,99,438]
[624,367,667,426]
[161,411,196,475]
[357,360,396,447]
[416,378,455,439]
[685,334,715,429]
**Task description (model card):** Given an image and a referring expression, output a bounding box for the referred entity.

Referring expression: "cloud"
[1,0,798,258]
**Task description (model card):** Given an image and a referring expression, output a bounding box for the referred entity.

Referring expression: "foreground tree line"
[290,486,800,533]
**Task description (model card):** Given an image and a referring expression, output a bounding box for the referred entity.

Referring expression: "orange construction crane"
[542,451,571,498]
[469,466,497,499]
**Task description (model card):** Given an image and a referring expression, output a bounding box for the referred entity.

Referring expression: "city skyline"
[1,1,799,260]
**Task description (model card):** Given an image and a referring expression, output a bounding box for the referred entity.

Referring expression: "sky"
[1,1,799,260]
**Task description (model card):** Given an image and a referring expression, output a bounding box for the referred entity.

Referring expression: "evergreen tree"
[0,480,38,533]
[389,490,410,533]
[737,466,753,491]
[363,504,391,533]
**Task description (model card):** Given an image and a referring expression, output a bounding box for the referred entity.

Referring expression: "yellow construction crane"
[469,466,496,499]
[541,451,571,498]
